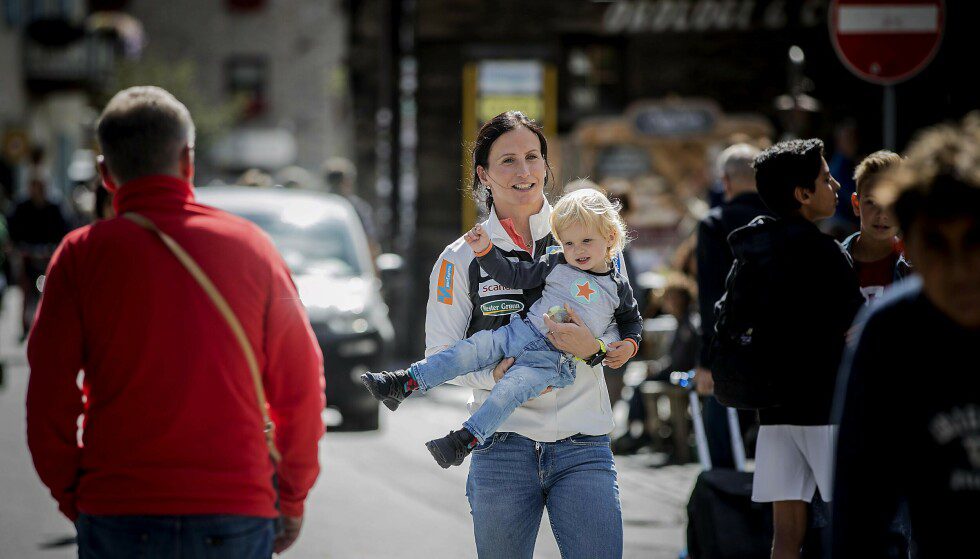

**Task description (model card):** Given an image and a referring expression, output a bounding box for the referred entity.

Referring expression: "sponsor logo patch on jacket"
[480,299,525,316]
[437,259,454,305]
[546,245,562,255]
[479,280,522,298]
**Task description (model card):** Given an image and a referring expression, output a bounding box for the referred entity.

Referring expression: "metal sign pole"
[727,407,747,473]
[884,85,897,150]
[689,391,712,471]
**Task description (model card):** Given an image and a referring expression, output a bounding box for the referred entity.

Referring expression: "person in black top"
[694,143,770,468]
[833,112,980,558]
[7,177,69,339]
[740,139,864,559]
[613,272,699,455]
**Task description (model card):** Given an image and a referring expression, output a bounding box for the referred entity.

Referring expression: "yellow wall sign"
[478,96,544,122]
[461,60,556,232]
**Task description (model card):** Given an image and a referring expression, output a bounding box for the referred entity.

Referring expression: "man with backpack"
[695,142,769,468]
[710,139,863,558]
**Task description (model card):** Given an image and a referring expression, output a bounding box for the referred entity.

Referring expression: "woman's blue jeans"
[75,514,276,559]
[410,317,575,443]
[466,432,623,559]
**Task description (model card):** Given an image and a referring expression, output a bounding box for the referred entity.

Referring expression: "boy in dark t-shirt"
[840,150,912,304]
[833,113,980,557]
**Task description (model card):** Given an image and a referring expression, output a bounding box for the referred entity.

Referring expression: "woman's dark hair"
[752,138,825,217]
[471,111,551,215]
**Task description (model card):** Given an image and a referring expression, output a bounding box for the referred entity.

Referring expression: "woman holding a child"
[423,111,628,558]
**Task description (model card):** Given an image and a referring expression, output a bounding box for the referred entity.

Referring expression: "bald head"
[717,143,759,199]
[96,86,195,184]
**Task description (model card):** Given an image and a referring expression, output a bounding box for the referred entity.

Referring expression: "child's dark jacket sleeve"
[613,274,643,347]
[475,244,564,289]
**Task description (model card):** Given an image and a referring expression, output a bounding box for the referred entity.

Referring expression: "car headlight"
[327,314,371,335]
[337,338,381,358]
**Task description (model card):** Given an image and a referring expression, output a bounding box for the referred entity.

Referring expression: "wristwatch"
[582,338,607,367]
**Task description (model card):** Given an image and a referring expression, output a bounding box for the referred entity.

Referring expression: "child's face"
[852,188,899,242]
[906,216,980,329]
[558,222,613,273]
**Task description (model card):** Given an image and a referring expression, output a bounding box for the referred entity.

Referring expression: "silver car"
[197,186,394,430]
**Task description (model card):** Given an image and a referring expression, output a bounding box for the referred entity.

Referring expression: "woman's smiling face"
[478,127,547,215]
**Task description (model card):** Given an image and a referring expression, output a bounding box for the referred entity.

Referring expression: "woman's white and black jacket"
[424,204,628,442]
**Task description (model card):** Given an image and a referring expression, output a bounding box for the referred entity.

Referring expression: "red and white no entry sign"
[830,0,945,85]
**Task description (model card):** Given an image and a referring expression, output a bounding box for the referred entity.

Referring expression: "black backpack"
[709,216,787,410]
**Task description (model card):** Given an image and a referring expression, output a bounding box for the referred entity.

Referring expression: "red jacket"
[26,176,325,520]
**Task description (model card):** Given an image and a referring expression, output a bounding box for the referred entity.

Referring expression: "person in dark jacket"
[613,272,699,455]
[841,150,913,304]
[741,139,864,559]
[833,112,980,558]
[7,176,70,339]
[839,149,914,559]
[695,143,770,468]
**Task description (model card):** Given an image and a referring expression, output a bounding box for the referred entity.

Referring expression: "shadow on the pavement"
[623,518,673,527]
[38,535,76,549]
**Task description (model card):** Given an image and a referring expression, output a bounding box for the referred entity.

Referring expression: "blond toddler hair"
[550,188,630,262]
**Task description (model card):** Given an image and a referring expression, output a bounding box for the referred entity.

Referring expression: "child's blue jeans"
[409,316,576,443]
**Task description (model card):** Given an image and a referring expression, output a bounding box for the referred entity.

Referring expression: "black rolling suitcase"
[684,390,772,559]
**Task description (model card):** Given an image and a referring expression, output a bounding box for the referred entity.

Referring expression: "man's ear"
[851,192,861,217]
[179,144,195,182]
[97,155,118,193]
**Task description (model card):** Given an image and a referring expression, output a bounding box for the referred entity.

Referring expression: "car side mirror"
[375,253,404,274]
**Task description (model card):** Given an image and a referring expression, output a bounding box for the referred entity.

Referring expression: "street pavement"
[0,288,699,558]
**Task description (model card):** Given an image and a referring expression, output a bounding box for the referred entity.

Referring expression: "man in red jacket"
[25,86,325,558]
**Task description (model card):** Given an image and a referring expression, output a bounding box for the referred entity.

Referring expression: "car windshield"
[235,210,362,277]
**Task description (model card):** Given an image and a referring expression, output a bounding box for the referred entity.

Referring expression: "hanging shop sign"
[603,0,827,34]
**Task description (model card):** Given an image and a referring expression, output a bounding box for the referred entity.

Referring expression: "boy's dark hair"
[97,86,195,184]
[879,112,980,233]
[854,150,902,197]
[752,138,825,217]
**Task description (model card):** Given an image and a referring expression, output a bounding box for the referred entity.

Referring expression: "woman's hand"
[542,304,600,359]
[603,341,633,369]
[493,357,551,396]
[464,224,491,254]
[491,357,515,383]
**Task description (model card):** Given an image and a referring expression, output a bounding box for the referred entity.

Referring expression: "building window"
[226,0,267,12]
[5,0,24,27]
[559,41,624,130]
[226,56,269,119]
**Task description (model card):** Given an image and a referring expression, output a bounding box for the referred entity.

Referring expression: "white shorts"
[751,424,837,503]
